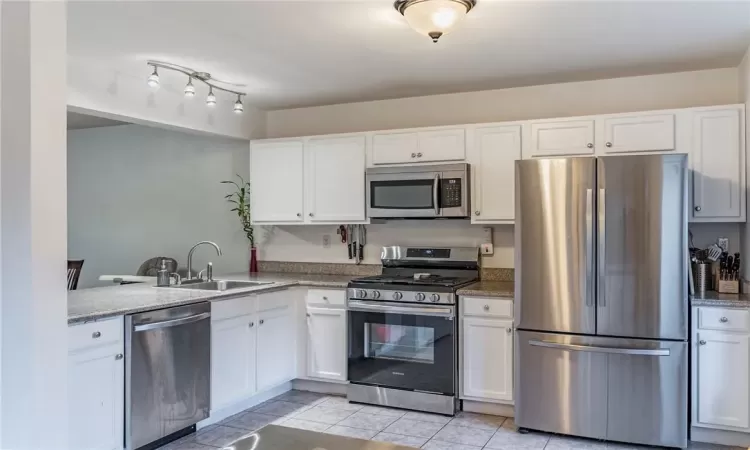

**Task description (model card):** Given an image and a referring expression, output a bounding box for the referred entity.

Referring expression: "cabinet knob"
[115,354,123,360]
[720,317,729,323]
[259,319,265,325]
[411,153,416,158]
[323,296,328,301]
[475,211,480,216]
[483,305,490,311]
[306,313,311,318]
[309,213,314,217]
[605,142,613,147]
[249,322,254,328]
[587,143,594,148]
[297,213,302,217]
[507,328,512,333]
[695,206,702,212]
[92,331,101,339]
[417,152,423,157]
[699,340,707,345]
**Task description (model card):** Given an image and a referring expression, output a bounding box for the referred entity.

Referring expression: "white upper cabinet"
[371,128,465,165]
[306,136,366,223]
[695,329,750,429]
[600,114,675,153]
[306,306,347,381]
[250,140,305,223]
[372,132,419,165]
[691,107,744,222]
[469,125,521,223]
[527,119,595,157]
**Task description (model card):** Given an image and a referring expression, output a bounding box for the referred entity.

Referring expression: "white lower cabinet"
[460,297,514,404]
[68,318,124,450]
[692,306,750,432]
[257,305,296,391]
[306,306,347,381]
[211,313,257,411]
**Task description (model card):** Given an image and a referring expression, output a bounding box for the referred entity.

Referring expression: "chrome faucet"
[187,241,222,281]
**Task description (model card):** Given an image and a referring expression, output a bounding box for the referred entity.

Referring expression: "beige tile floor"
[158,390,744,450]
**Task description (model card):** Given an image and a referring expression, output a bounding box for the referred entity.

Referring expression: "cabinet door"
[372,132,418,165]
[695,330,749,429]
[691,108,743,221]
[211,314,256,410]
[257,306,295,391]
[528,120,595,157]
[250,140,305,223]
[306,307,347,381]
[306,136,366,222]
[418,128,466,162]
[69,345,124,450]
[469,125,521,223]
[461,317,513,402]
[602,114,675,153]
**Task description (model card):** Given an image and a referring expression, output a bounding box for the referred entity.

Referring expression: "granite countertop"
[68,272,356,325]
[691,291,750,309]
[457,281,515,298]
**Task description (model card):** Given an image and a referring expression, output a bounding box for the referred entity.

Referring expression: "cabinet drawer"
[463,297,513,318]
[68,316,124,353]
[697,307,750,332]
[212,295,257,321]
[258,289,293,312]
[306,289,346,307]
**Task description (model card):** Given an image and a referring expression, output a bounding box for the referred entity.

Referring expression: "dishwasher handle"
[134,312,211,332]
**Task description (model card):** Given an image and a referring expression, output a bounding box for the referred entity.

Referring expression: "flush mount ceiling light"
[394,0,477,43]
[146,60,247,113]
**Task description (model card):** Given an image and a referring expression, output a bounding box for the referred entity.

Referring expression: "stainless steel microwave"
[365,163,470,219]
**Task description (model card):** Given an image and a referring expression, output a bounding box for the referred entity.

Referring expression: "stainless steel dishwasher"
[125,302,211,450]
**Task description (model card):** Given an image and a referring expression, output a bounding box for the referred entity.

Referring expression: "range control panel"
[440,178,463,208]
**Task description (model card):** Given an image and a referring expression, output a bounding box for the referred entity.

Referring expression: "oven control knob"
[430,293,440,303]
[371,290,381,299]
[392,292,403,300]
[415,293,426,302]
[357,289,367,298]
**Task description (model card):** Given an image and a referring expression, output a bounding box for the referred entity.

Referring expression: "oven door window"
[370,180,435,210]
[348,309,455,395]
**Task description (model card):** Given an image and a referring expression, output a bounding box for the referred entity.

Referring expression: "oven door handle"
[348,300,454,317]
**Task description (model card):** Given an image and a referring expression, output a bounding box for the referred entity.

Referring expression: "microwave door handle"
[433,174,440,215]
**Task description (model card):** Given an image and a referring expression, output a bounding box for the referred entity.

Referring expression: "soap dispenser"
[156,259,171,287]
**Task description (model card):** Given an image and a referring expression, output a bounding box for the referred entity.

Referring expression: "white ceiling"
[67,1,750,110]
[67,111,130,130]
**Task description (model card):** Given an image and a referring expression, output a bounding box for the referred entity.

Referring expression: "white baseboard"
[292,378,348,395]
[462,400,514,417]
[199,382,293,429]
[691,426,750,447]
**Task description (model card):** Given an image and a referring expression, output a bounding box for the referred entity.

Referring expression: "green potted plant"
[221,175,257,273]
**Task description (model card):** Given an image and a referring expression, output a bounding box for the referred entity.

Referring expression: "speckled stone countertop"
[691,291,750,309]
[68,272,356,325]
[457,281,515,298]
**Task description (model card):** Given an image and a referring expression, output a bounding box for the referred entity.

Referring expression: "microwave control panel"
[441,178,463,207]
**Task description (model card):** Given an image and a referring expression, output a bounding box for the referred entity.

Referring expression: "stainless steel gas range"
[346,246,479,415]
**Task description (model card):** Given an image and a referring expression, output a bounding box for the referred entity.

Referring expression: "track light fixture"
[146,60,247,113]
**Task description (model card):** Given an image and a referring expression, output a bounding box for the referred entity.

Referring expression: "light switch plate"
[322,234,331,249]
[481,243,494,255]
[718,237,729,252]
[482,227,493,245]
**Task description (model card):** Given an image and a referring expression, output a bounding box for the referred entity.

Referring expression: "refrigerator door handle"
[529,340,670,356]
[585,188,594,307]
[598,187,606,307]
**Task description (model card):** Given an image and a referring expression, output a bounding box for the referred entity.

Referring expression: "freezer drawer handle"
[529,340,670,356]
[133,312,211,332]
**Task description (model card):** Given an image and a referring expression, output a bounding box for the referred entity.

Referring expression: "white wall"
[259,223,514,268]
[266,68,739,138]
[68,57,266,140]
[68,124,252,288]
[740,44,750,280]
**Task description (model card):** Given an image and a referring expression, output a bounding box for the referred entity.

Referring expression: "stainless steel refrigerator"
[514,154,689,448]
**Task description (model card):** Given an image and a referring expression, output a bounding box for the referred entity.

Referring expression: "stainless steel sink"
[166,280,272,291]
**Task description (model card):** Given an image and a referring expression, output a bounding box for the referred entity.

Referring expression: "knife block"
[718,279,740,294]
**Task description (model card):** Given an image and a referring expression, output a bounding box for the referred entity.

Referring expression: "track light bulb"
[147,67,159,88]
[206,88,217,106]
[184,78,196,97]
[234,95,244,114]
